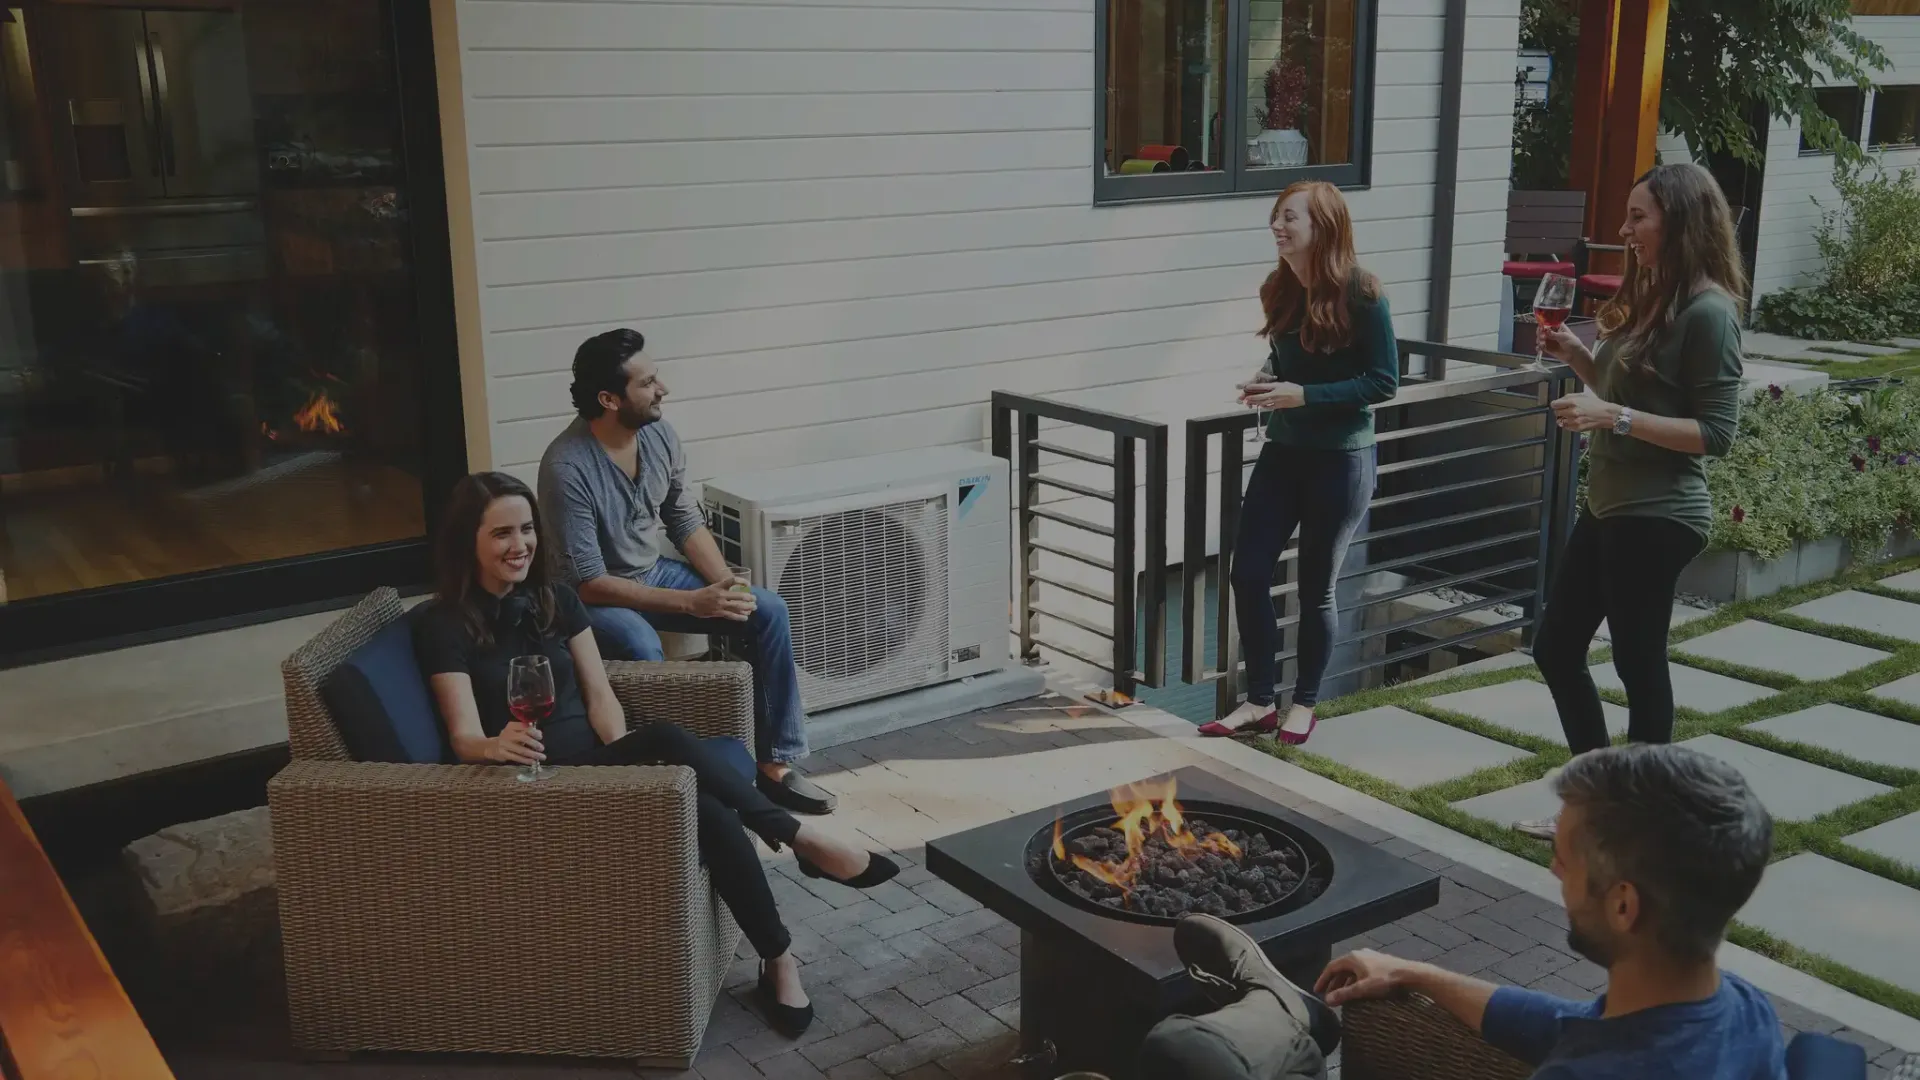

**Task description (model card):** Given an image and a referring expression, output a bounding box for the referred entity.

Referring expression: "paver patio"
[1676,620,1891,682]
[1589,659,1776,713]
[138,692,1914,1079]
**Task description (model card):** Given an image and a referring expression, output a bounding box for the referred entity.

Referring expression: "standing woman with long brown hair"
[1519,163,1748,839]
[1201,181,1398,743]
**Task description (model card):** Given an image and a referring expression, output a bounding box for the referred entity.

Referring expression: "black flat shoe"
[758,769,837,815]
[755,969,814,1039]
[796,850,900,890]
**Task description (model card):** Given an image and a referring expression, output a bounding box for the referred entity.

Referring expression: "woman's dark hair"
[434,472,557,646]
[569,328,647,420]
[1597,163,1748,378]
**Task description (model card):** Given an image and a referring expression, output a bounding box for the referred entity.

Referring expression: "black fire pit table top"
[925,767,1439,989]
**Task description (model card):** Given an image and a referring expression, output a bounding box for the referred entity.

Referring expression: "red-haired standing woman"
[1201,181,1399,743]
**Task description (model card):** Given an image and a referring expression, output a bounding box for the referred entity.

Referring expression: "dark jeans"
[1231,442,1376,709]
[1533,512,1706,753]
[553,722,802,959]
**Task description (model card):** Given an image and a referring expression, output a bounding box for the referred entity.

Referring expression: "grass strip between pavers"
[1256,554,1920,1019]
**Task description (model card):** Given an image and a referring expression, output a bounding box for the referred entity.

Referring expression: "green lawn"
[1787,347,1920,382]
[1255,555,1920,1019]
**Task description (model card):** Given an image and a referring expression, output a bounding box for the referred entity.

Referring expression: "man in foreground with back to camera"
[1141,743,1789,1079]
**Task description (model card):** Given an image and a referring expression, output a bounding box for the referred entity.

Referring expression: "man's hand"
[684,579,755,621]
[1314,949,1425,1005]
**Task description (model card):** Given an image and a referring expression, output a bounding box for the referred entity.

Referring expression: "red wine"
[1533,304,1571,329]
[510,698,554,728]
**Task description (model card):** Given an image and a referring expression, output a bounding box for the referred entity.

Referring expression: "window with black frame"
[1096,0,1372,204]
[1801,86,1866,154]
[1869,86,1920,149]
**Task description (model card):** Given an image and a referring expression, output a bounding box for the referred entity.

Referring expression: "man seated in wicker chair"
[1316,743,1783,1079]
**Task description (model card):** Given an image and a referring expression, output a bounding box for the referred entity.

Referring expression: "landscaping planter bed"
[1679,530,1920,603]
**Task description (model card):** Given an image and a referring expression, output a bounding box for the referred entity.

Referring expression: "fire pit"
[927,768,1438,1079]
[1036,778,1328,924]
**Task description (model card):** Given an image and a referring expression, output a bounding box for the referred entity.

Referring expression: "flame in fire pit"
[293,390,345,435]
[1055,777,1242,896]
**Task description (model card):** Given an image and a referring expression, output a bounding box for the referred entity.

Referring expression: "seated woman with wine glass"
[412,471,898,1039]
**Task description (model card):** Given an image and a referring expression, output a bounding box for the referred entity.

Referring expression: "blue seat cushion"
[320,616,452,764]
[1786,1032,1866,1080]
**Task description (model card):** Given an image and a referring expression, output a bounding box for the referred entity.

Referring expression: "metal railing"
[990,391,1169,699]
[1181,341,1582,719]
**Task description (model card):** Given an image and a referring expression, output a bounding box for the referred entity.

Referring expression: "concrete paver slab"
[1881,570,1920,594]
[1428,681,1625,744]
[1306,706,1532,789]
[1846,813,1920,870]
[1678,734,1890,822]
[1787,591,1920,644]
[1589,661,1775,713]
[1746,705,1920,772]
[1453,777,1558,826]
[1740,854,1920,996]
[1872,673,1920,710]
[1677,621,1891,683]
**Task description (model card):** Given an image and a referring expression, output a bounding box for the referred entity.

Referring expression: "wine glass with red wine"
[508,654,556,783]
[1531,274,1576,368]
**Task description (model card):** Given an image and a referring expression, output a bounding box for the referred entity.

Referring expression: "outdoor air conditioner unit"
[702,447,1010,713]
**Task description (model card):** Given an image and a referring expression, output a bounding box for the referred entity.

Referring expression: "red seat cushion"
[1579,273,1623,297]
[1503,260,1577,279]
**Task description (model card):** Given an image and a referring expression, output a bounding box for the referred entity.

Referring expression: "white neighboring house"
[1751,13,1920,304]
[437,0,1524,493]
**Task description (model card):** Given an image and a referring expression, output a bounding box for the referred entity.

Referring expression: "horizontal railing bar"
[1028,439,1115,468]
[1029,539,1115,573]
[1370,471,1541,510]
[1030,604,1115,640]
[1204,609,1534,685]
[1031,472,1114,502]
[1031,571,1115,606]
[1231,499,1543,575]
[1265,586,1535,641]
[1358,528,1541,579]
[1026,506,1115,538]
[993,390,1166,441]
[1375,405,1550,444]
[1376,435,1548,478]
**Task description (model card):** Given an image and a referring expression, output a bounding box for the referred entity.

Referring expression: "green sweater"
[1261,293,1400,450]
[1586,288,1745,539]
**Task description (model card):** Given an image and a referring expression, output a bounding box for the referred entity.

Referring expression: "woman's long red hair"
[1258,180,1378,352]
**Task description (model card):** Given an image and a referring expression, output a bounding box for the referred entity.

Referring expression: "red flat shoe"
[1277,712,1318,746]
[1199,703,1278,738]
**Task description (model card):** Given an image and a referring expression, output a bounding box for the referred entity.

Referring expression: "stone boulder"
[121,805,281,1001]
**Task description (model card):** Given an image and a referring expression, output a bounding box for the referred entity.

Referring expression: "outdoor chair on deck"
[268,587,754,1069]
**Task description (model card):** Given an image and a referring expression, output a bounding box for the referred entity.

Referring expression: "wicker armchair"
[269,587,757,1068]
[1342,994,1532,1079]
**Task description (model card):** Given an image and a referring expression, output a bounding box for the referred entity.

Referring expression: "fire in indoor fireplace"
[1047,777,1317,920]
[292,389,345,435]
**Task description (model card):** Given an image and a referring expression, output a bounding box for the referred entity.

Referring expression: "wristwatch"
[1613,407,1635,437]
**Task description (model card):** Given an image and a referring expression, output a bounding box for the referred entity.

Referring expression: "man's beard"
[1566,921,1616,968]
[616,402,660,430]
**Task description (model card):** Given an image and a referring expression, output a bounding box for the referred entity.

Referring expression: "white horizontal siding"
[1752,15,1920,303]
[447,0,1520,506]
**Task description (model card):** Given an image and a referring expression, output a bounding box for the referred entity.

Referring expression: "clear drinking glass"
[507,654,556,783]
[727,564,753,594]
[1238,378,1272,444]
[1531,273,1577,368]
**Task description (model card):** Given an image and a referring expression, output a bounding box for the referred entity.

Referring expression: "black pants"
[1533,512,1706,753]
[554,723,802,959]
[1231,442,1376,709]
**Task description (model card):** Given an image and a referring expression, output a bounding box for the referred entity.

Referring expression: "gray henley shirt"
[537,417,705,586]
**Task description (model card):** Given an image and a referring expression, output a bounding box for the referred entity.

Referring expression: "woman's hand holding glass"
[1239,381,1307,409]
[489,720,545,766]
[1537,323,1592,369]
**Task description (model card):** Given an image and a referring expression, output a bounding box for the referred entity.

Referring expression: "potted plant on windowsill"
[1254,62,1310,167]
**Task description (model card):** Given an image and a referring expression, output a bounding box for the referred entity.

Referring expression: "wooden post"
[1567,0,1619,238]
[1567,0,1667,273]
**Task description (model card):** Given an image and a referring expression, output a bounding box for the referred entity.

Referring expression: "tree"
[1512,0,1888,185]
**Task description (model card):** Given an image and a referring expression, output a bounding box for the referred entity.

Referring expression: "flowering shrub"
[1705,381,1920,559]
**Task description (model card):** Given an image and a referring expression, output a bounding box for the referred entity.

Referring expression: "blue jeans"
[1231,442,1375,709]
[583,559,809,765]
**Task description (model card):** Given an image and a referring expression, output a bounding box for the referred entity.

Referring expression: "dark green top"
[1261,292,1400,450]
[1586,288,1745,539]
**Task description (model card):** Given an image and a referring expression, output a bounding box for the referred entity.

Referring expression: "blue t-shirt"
[1481,972,1784,1079]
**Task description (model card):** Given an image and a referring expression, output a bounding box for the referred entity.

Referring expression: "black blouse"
[413,585,601,761]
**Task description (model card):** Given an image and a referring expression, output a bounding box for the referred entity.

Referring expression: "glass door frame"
[0,0,466,664]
